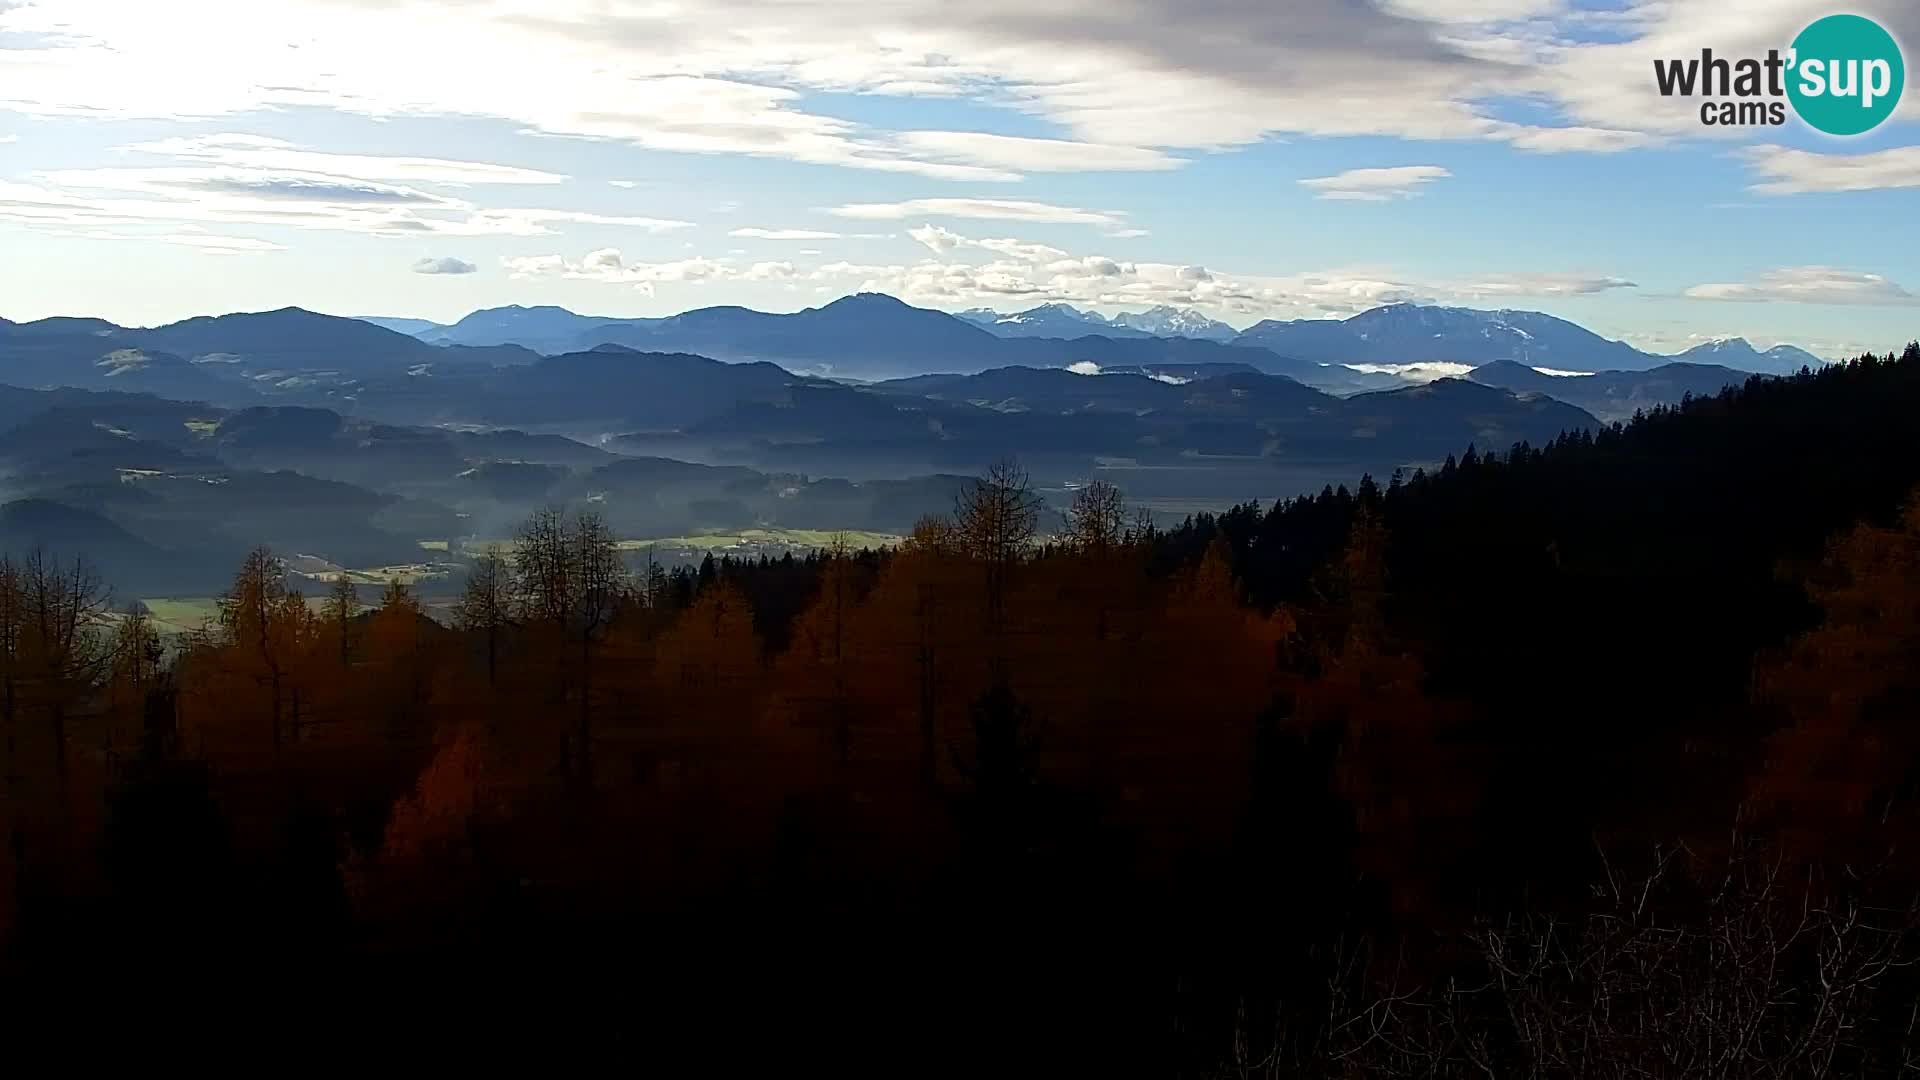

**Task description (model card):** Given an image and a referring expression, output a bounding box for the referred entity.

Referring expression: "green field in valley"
[137,597,223,634]
[299,563,458,586]
[441,527,903,558]
[612,528,903,553]
[118,530,908,638]
[131,595,341,636]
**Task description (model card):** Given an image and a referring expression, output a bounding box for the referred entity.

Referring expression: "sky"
[0,0,1916,358]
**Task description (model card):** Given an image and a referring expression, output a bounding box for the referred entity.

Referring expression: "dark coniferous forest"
[5,345,1920,1072]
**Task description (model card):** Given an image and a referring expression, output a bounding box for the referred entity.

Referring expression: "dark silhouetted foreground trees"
[0,345,1918,1069]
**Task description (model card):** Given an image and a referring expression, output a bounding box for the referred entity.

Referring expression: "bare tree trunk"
[50,702,65,781]
[916,584,938,793]
[3,675,18,903]
[576,632,594,791]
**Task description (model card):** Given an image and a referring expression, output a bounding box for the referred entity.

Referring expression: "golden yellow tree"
[1753,491,1920,865]
[779,536,862,764]
[654,578,760,725]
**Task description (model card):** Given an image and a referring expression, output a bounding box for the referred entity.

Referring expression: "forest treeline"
[4,346,1920,1071]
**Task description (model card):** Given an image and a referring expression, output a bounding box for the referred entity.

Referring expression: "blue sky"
[1,0,1916,358]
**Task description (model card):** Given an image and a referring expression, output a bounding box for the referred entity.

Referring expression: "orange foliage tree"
[1753,489,1920,866]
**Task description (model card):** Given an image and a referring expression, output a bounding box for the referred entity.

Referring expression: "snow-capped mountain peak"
[1108,305,1236,341]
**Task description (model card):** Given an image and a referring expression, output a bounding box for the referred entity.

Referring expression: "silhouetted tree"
[1064,479,1126,556]
[956,458,1038,663]
[322,574,358,667]
[511,507,624,787]
[217,546,294,756]
[19,548,111,778]
[453,546,512,687]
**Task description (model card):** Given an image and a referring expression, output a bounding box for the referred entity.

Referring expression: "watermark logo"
[1653,13,1904,135]
[1788,14,1904,135]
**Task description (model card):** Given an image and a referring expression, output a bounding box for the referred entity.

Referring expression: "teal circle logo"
[1787,14,1904,135]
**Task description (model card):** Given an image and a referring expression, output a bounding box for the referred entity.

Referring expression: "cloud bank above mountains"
[3,0,1914,180]
[0,0,1913,345]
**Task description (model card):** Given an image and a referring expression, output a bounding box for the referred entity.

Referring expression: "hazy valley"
[0,294,1822,608]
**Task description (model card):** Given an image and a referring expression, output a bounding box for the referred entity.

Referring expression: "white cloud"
[906,224,965,255]
[413,255,477,274]
[1299,165,1450,201]
[1742,145,1920,196]
[608,180,638,188]
[0,134,15,143]
[907,224,1066,262]
[976,236,1070,262]
[0,151,691,240]
[893,132,1184,173]
[144,231,280,252]
[0,0,1784,214]
[504,229,1636,327]
[125,134,564,184]
[503,249,737,294]
[1346,361,1477,381]
[1684,267,1917,307]
[1067,361,1102,375]
[1449,273,1637,298]
[829,198,1126,225]
[1487,123,1658,154]
[1383,0,1564,22]
[53,227,283,253]
[43,166,459,207]
[742,260,799,281]
[730,227,842,240]
[489,208,691,232]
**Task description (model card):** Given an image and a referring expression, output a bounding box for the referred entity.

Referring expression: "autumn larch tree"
[1754,486,1920,867]
[904,515,960,791]
[215,546,298,757]
[782,534,862,765]
[511,507,624,788]
[1064,479,1126,558]
[18,548,111,780]
[322,574,358,668]
[954,458,1039,666]
[368,577,432,740]
[453,545,512,688]
[108,600,165,759]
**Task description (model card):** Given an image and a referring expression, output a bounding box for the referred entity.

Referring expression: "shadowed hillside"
[0,343,1916,1071]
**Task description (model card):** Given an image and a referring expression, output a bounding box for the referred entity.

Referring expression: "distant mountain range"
[604,356,1598,485]
[955,303,1238,342]
[0,292,1867,600]
[414,305,632,353]
[1670,337,1825,375]
[0,347,1602,491]
[1465,359,1762,423]
[353,296,1830,380]
[1114,305,1240,341]
[2,299,1832,420]
[2,296,1845,597]
[1240,305,1835,376]
[0,307,537,406]
[386,294,1296,383]
[0,297,1840,477]
[357,316,447,337]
